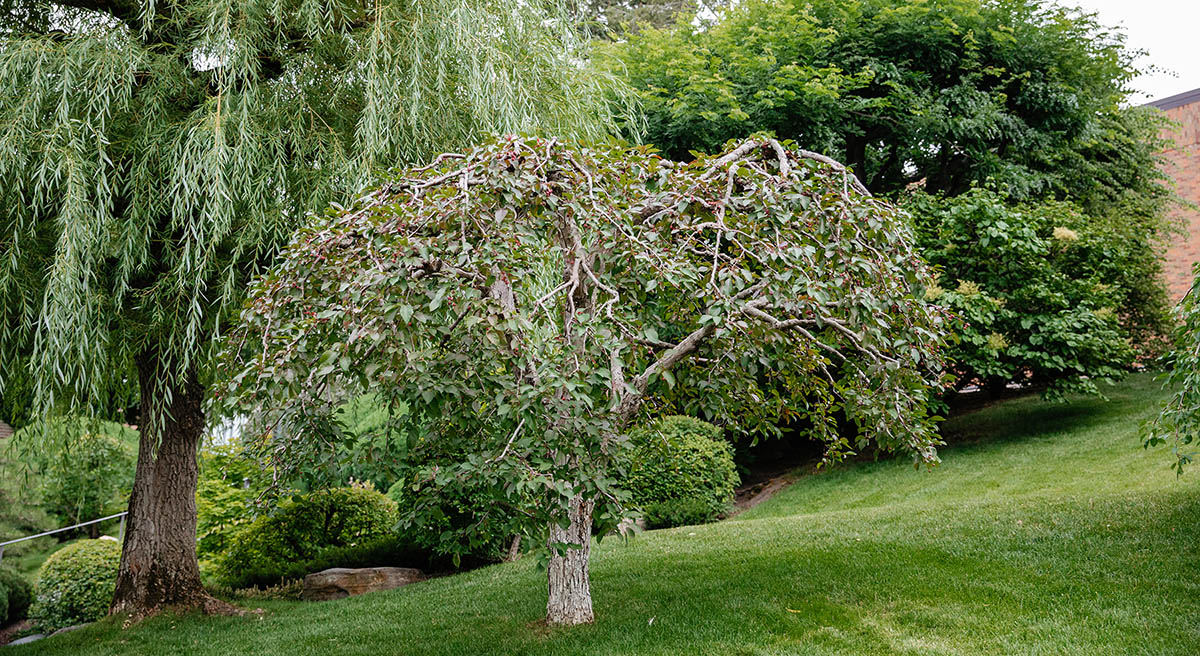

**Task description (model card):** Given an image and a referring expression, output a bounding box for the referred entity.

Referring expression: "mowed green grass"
[17,374,1200,655]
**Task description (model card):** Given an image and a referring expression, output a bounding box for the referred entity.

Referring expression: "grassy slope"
[17,374,1200,655]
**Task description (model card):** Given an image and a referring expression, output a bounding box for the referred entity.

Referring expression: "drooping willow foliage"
[219,136,953,569]
[0,0,631,413]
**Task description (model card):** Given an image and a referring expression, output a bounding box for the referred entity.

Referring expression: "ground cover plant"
[11,373,1198,654]
[220,136,951,624]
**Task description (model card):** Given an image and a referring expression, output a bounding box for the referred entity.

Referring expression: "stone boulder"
[301,567,425,601]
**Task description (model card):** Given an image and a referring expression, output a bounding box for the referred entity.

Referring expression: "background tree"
[220,136,951,625]
[17,421,137,538]
[595,0,1174,387]
[0,0,626,619]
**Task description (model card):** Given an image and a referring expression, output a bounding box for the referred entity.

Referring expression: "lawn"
[13,373,1200,655]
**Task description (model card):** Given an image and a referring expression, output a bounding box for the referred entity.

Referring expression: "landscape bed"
[10,373,1199,655]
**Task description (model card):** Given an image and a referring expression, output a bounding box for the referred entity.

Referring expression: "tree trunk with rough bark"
[546,495,595,626]
[110,350,217,619]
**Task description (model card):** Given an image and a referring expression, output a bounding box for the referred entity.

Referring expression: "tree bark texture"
[110,350,209,618]
[546,495,595,626]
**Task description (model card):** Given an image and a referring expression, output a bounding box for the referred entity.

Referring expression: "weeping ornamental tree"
[221,136,952,625]
[0,0,624,618]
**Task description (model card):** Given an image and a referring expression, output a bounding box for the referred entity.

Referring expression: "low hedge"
[215,534,472,591]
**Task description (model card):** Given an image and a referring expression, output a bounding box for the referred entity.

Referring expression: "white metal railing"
[0,511,127,564]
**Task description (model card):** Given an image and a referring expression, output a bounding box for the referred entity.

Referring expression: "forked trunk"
[110,350,210,618]
[546,495,595,626]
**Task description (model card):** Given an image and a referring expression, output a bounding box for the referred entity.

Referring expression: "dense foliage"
[30,540,121,632]
[0,565,33,624]
[214,486,398,587]
[195,444,274,568]
[219,136,951,622]
[625,416,738,528]
[596,0,1175,379]
[597,0,1166,202]
[7,419,135,535]
[908,190,1139,397]
[387,474,518,563]
[39,433,133,533]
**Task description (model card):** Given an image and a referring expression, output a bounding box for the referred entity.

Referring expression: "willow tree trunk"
[546,495,595,625]
[110,350,208,617]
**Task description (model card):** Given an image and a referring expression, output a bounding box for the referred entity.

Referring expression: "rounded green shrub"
[215,484,398,588]
[625,416,739,529]
[386,479,495,555]
[30,539,121,631]
[0,564,33,622]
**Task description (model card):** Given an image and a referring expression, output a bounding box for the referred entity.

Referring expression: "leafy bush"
[30,540,121,631]
[387,474,516,564]
[1147,264,1200,473]
[214,484,398,588]
[196,444,273,567]
[0,565,33,623]
[625,416,739,529]
[7,418,135,536]
[908,189,1139,398]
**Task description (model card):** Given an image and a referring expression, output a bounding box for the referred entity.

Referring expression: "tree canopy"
[220,135,952,624]
[596,0,1167,205]
[0,0,625,416]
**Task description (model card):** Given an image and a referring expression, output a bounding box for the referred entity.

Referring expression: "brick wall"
[1153,91,1200,301]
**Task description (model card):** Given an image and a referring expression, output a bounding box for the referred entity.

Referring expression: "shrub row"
[213,485,400,589]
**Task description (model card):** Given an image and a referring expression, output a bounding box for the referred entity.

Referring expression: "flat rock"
[7,634,46,646]
[302,567,425,601]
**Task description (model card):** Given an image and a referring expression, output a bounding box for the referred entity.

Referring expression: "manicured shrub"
[625,416,739,529]
[30,540,121,631]
[0,565,33,622]
[214,484,398,588]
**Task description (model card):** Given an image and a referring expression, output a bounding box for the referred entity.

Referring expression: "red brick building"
[1149,88,1200,301]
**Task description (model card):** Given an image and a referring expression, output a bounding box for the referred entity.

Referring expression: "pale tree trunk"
[546,495,595,625]
[110,349,228,619]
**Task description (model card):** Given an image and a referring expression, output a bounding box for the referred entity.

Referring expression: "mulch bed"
[0,620,32,646]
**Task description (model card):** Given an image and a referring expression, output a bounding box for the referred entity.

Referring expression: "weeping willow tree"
[0,0,627,618]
